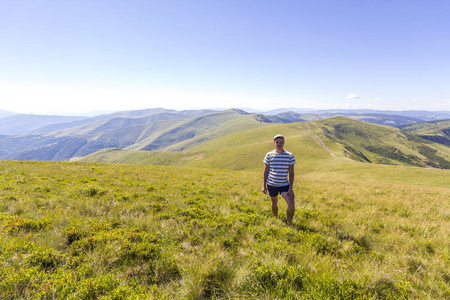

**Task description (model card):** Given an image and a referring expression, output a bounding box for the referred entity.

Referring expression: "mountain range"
[0,107,449,170]
[2,108,450,136]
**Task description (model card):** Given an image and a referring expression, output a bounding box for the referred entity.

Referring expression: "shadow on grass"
[288,222,317,233]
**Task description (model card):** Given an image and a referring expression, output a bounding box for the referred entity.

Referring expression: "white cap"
[273,134,284,140]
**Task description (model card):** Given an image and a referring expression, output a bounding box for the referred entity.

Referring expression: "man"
[262,134,296,224]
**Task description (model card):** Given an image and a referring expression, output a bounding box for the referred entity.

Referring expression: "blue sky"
[1,0,449,115]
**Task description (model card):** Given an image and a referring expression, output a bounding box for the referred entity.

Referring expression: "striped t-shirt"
[263,150,296,187]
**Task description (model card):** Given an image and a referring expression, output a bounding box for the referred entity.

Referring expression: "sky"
[1,0,450,115]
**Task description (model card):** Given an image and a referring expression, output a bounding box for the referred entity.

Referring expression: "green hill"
[315,117,450,168]
[2,109,450,170]
[400,119,450,146]
[0,109,267,161]
[323,112,424,126]
[0,114,88,136]
[78,116,450,171]
[126,109,270,151]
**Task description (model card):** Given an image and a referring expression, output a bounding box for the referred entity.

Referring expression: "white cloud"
[347,93,360,100]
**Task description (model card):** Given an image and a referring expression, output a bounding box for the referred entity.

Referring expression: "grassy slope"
[76,121,323,170]
[0,160,448,299]
[316,117,450,166]
[399,119,450,147]
[400,119,450,135]
[79,117,450,187]
[50,115,187,140]
[127,109,270,151]
[334,113,424,127]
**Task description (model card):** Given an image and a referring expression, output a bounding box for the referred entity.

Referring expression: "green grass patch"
[0,160,449,299]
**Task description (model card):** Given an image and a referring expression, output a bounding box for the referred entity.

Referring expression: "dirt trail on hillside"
[305,122,337,158]
[314,136,337,157]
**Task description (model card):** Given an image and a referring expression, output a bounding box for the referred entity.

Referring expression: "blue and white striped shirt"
[263,150,296,187]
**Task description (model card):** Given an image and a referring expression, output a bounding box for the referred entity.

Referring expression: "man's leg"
[281,192,295,224]
[270,196,279,218]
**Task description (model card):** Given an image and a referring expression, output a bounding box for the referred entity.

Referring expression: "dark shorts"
[267,184,289,197]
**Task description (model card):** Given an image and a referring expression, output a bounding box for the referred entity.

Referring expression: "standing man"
[262,134,296,224]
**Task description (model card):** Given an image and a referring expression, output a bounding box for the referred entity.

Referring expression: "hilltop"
[399,119,450,146]
[1,108,449,137]
[1,108,450,170]
[78,115,450,171]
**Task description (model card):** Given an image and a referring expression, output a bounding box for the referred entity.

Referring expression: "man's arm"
[288,164,295,199]
[262,164,269,194]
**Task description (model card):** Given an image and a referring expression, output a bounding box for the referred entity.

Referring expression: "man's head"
[273,134,285,151]
[273,134,284,141]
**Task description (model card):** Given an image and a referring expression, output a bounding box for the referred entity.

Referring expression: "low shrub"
[1,213,51,233]
[249,264,305,299]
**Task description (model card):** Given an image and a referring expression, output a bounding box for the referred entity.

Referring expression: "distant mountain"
[30,108,216,134]
[0,109,260,161]
[1,108,450,169]
[79,116,450,170]
[264,108,450,123]
[321,113,424,127]
[0,114,89,136]
[309,109,450,121]
[260,108,311,115]
[0,109,19,119]
[254,108,450,127]
[254,111,322,123]
[399,119,450,146]
[0,108,217,136]
[3,107,450,136]
[103,107,217,119]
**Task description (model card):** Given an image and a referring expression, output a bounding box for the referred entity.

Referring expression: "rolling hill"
[1,108,450,170]
[0,109,18,119]
[78,116,450,171]
[0,109,271,161]
[322,113,424,127]
[0,114,89,136]
[399,119,450,146]
[264,108,450,125]
[0,108,216,136]
[307,109,450,122]
[2,107,450,137]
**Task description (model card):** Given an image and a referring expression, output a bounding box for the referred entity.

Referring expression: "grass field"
[0,160,449,299]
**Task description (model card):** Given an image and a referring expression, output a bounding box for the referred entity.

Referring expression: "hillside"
[125,109,269,152]
[0,108,216,136]
[0,109,258,161]
[2,108,450,137]
[0,114,89,136]
[324,113,424,127]
[399,119,450,146]
[314,117,450,168]
[0,109,18,119]
[79,116,450,171]
[308,109,450,122]
[2,108,450,168]
[254,112,322,124]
